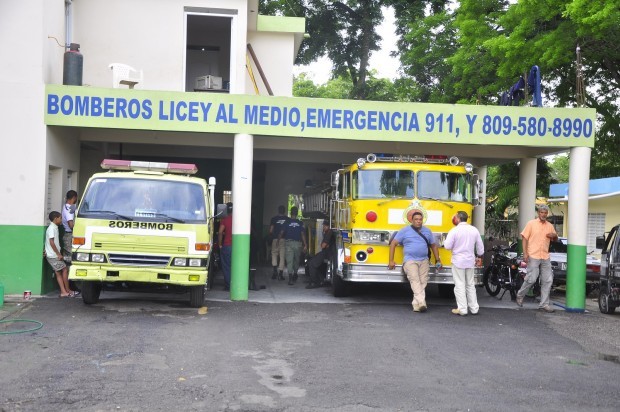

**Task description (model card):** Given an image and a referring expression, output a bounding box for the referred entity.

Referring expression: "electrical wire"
[0,319,44,335]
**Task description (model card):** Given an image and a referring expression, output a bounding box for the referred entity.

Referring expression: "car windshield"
[417,171,472,203]
[78,177,207,223]
[352,169,414,199]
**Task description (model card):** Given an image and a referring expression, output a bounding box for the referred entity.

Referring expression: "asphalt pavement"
[1,266,619,411]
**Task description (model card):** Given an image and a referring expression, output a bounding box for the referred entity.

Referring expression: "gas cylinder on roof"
[63,43,83,86]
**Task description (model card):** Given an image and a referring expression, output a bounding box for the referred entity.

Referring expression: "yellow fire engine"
[303,153,483,297]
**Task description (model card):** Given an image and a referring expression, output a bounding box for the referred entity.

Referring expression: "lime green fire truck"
[68,159,216,307]
[303,153,483,297]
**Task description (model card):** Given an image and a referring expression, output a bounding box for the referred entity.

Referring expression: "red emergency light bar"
[100,159,198,175]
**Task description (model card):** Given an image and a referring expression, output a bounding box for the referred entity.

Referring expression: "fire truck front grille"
[108,254,170,267]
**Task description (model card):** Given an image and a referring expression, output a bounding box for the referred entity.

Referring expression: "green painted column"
[230,234,250,300]
[230,133,253,301]
[566,244,587,309]
[565,146,591,312]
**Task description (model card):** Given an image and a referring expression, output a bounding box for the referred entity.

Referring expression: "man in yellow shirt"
[516,205,558,312]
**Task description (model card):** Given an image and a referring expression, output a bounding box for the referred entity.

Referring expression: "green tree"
[486,159,557,219]
[293,71,405,101]
[260,0,384,100]
[485,0,620,177]
[549,154,570,183]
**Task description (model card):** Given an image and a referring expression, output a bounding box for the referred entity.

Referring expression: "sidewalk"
[1,266,608,314]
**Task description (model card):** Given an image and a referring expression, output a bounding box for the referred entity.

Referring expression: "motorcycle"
[483,245,538,301]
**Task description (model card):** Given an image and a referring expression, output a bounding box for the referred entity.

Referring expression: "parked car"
[508,238,600,293]
[549,238,601,287]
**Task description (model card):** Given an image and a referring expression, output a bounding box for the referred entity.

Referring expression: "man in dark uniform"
[269,205,288,280]
[306,220,334,289]
[279,206,307,285]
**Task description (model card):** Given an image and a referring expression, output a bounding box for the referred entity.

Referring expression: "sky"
[292,6,400,85]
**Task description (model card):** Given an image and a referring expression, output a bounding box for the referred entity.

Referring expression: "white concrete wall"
[556,196,620,235]
[0,0,70,226]
[246,32,295,96]
[71,0,249,93]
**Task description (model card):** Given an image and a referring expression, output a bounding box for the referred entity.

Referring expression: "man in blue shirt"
[279,206,307,285]
[388,210,441,312]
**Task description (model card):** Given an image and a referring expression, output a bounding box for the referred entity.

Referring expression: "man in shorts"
[45,211,72,297]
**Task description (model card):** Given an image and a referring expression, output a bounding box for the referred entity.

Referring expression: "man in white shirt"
[444,211,484,316]
[62,190,78,264]
[46,211,72,297]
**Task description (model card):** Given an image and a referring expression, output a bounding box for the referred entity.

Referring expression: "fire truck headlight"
[76,253,90,262]
[465,163,473,172]
[91,254,106,263]
[356,158,366,169]
[188,258,202,267]
[173,258,188,266]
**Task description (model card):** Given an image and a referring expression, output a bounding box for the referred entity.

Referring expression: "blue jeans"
[220,245,232,288]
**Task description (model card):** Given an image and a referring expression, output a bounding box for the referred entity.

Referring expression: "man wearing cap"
[279,206,307,285]
[444,211,484,316]
[516,204,558,312]
[388,209,441,312]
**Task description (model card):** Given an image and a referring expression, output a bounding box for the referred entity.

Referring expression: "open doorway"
[184,10,235,92]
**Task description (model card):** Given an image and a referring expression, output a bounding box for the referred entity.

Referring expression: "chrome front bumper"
[342,264,483,285]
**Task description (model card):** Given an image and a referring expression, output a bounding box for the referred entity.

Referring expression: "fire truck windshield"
[78,177,207,222]
[417,171,472,203]
[353,170,414,199]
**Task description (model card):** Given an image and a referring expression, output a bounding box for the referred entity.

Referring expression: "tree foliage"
[274,0,619,178]
[485,159,557,220]
[260,0,384,99]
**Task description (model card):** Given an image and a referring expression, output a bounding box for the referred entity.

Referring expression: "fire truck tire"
[598,292,616,314]
[81,282,101,304]
[437,284,454,299]
[332,273,348,297]
[189,285,205,308]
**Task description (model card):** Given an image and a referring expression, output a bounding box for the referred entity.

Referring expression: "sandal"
[59,294,71,298]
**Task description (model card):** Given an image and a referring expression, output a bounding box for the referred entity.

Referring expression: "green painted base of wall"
[565,244,587,310]
[0,225,52,295]
[230,234,250,301]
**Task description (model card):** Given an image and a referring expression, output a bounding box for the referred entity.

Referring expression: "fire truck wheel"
[332,273,348,297]
[189,285,205,308]
[81,282,101,304]
[437,284,454,299]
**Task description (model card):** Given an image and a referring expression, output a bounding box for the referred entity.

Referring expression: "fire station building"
[0,0,596,310]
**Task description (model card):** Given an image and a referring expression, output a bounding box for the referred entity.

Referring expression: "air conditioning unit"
[195,75,223,90]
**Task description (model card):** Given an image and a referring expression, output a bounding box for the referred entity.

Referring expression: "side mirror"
[331,171,339,188]
[596,235,605,250]
[472,174,482,206]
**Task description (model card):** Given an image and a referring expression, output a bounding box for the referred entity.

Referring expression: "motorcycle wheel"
[483,266,501,297]
[598,293,616,314]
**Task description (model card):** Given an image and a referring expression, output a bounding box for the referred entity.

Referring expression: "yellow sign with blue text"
[45,85,595,147]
